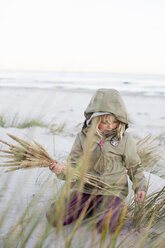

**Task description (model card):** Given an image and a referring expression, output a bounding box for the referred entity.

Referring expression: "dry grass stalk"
[0,134,114,193]
[136,134,162,169]
[128,186,165,229]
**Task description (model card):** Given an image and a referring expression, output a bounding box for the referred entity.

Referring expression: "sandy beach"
[1,87,165,158]
[0,87,165,247]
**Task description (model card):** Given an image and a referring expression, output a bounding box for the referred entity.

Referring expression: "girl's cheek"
[113,123,119,129]
[98,123,104,131]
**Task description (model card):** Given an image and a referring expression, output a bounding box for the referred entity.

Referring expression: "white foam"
[0,70,165,96]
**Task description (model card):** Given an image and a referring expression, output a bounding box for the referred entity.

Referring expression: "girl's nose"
[107,123,112,129]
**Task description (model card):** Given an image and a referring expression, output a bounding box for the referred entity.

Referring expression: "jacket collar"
[82,126,117,139]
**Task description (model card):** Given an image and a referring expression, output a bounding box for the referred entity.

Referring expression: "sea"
[0,70,165,96]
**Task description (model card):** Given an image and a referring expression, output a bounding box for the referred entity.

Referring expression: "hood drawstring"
[100,140,104,147]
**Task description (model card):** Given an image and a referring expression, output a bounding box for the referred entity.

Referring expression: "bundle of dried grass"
[0,134,112,192]
[0,134,54,171]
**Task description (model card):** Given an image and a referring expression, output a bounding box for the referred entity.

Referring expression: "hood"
[84,88,128,124]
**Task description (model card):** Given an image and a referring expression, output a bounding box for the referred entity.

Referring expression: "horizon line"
[0,69,165,77]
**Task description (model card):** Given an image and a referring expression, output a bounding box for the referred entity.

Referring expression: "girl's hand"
[135,191,146,202]
[49,160,64,175]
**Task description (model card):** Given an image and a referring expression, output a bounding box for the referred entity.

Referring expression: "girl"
[47,88,147,231]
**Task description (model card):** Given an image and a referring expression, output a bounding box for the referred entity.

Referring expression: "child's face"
[98,115,119,133]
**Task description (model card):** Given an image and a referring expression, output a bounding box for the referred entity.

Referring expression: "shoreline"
[0,85,165,98]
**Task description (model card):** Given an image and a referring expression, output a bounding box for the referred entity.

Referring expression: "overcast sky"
[0,0,165,74]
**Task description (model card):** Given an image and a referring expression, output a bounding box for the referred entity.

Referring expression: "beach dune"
[0,87,165,247]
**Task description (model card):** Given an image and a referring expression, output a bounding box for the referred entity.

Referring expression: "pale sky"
[0,0,165,74]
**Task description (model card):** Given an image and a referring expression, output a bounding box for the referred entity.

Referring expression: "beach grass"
[0,171,165,248]
[0,113,48,128]
[49,123,66,134]
[136,134,163,170]
[0,131,165,247]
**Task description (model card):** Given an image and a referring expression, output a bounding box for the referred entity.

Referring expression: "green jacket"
[57,89,147,200]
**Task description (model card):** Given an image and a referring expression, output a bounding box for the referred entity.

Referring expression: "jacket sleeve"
[67,132,84,167]
[124,134,148,193]
[56,132,84,180]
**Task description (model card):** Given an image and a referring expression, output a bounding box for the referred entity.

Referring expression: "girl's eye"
[101,120,119,125]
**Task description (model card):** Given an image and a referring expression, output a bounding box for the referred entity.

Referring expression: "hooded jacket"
[57,89,147,200]
[84,88,128,125]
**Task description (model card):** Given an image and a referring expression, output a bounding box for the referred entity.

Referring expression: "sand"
[0,87,165,247]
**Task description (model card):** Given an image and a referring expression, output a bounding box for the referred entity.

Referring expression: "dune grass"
[0,131,165,247]
[0,113,48,128]
[0,171,164,248]
[136,134,163,169]
[49,123,66,134]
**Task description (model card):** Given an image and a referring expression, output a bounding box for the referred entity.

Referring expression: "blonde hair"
[92,114,125,140]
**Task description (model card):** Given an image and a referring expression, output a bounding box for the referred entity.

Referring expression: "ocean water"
[0,70,165,96]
